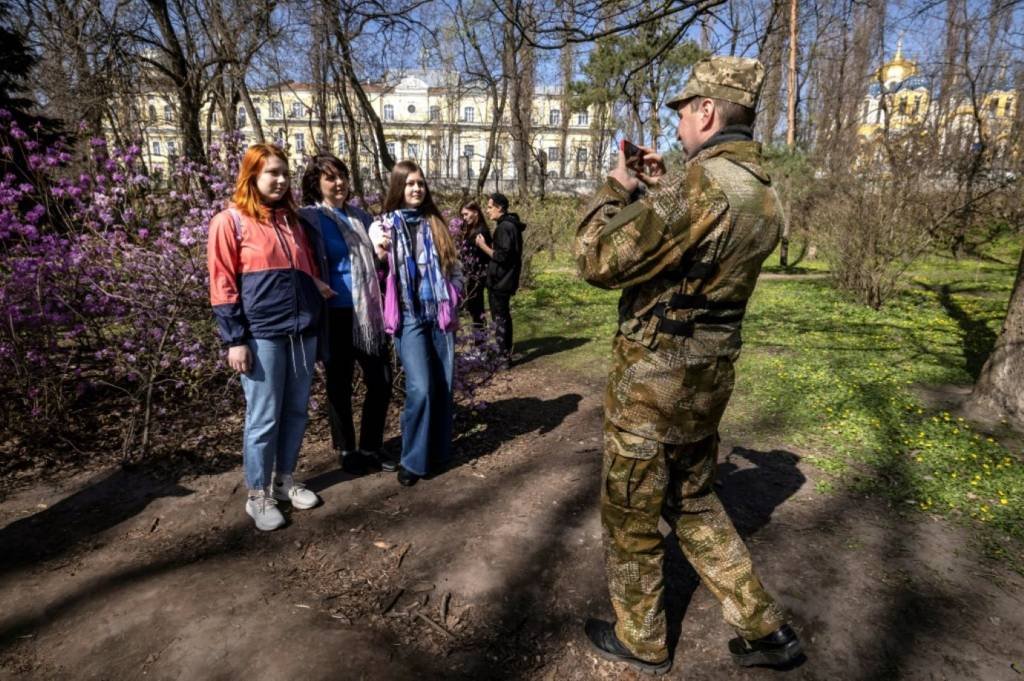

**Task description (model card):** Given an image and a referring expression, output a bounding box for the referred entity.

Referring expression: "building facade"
[136,70,610,191]
[857,43,1018,154]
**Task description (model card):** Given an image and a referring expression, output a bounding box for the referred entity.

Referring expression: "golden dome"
[877,38,917,86]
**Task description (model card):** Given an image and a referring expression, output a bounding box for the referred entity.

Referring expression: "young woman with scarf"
[368,161,463,486]
[208,144,330,531]
[299,154,392,476]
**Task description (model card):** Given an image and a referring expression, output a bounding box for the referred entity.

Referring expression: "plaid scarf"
[318,204,387,354]
[391,210,451,323]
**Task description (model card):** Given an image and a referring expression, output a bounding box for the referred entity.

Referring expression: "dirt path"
[1,358,1022,681]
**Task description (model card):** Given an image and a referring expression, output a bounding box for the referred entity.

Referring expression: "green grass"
[513,240,1024,569]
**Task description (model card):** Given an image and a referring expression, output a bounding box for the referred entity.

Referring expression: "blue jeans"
[239,334,317,490]
[393,313,454,476]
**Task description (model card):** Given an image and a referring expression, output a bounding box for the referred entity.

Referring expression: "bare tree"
[450,0,512,194]
[494,0,724,52]
[17,0,136,139]
[971,244,1024,424]
[202,0,279,144]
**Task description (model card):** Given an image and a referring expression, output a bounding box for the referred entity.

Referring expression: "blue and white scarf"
[391,209,451,323]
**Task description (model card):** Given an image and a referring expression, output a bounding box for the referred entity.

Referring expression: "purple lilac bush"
[446,214,506,410]
[0,111,243,456]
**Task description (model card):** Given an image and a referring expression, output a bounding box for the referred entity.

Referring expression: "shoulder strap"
[227,208,243,243]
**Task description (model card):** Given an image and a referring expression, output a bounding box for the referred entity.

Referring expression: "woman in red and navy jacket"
[207,143,330,531]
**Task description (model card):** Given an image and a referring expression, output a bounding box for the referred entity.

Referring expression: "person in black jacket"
[475,192,525,358]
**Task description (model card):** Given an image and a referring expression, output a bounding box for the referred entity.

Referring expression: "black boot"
[396,466,419,487]
[583,619,671,676]
[729,624,804,668]
[339,450,377,475]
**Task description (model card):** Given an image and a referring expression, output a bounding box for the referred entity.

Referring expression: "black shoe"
[339,450,375,475]
[396,466,419,487]
[377,453,398,473]
[729,624,804,668]
[583,618,671,676]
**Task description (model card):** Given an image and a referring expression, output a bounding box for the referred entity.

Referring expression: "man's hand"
[227,344,252,374]
[608,147,640,193]
[633,146,666,187]
[608,144,666,193]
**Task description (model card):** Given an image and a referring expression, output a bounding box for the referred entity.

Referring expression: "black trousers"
[488,289,514,355]
[463,277,487,329]
[324,307,393,453]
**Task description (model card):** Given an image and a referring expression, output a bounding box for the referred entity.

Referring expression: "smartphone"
[620,139,643,163]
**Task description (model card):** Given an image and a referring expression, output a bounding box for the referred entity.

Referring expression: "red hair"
[231,144,298,222]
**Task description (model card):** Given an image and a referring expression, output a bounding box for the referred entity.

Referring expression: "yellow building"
[135,70,608,191]
[857,43,931,139]
[857,42,1017,150]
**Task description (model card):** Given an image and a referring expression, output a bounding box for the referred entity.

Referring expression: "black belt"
[647,298,748,337]
[667,293,749,312]
[679,261,717,279]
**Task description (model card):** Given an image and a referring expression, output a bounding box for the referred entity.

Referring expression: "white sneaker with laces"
[245,489,285,531]
[272,473,319,510]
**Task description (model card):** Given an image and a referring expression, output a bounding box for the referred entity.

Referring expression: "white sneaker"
[246,489,285,531]
[272,473,319,510]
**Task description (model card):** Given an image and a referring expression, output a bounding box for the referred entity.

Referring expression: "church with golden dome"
[857,41,1017,154]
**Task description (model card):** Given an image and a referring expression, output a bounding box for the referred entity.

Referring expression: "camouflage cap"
[666,56,765,110]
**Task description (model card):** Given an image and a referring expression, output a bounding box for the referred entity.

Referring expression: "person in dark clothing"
[458,200,491,330]
[476,192,525,357]
[298,154,392,476]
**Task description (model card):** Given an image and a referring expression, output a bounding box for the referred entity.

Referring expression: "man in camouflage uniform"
[576,56,803,675]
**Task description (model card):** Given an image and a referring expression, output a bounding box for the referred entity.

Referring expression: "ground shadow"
[371,393,583,483]
[452,393,583,465]
[663,446,806,659]
[0,467,195,577]
[302,466,367,495]
[511,336,590,367]
[921,282,999,379]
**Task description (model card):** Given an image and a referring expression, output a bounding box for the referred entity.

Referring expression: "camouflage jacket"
[574,140,781,445]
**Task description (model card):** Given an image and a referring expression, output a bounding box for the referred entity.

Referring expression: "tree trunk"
[785,0,798,148]
[780,0,797,267]
[970,246,1024,423]
[477,77,508,195]
[238,76,265,143]
[145,0,207,162]
[558,42,572,178]
[506,5,535,200]
[335,27,395,172]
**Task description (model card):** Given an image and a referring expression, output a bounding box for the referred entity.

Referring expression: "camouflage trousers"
[601,419,785,662]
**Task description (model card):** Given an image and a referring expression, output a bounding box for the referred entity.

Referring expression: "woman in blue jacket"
[299,154,391,474]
